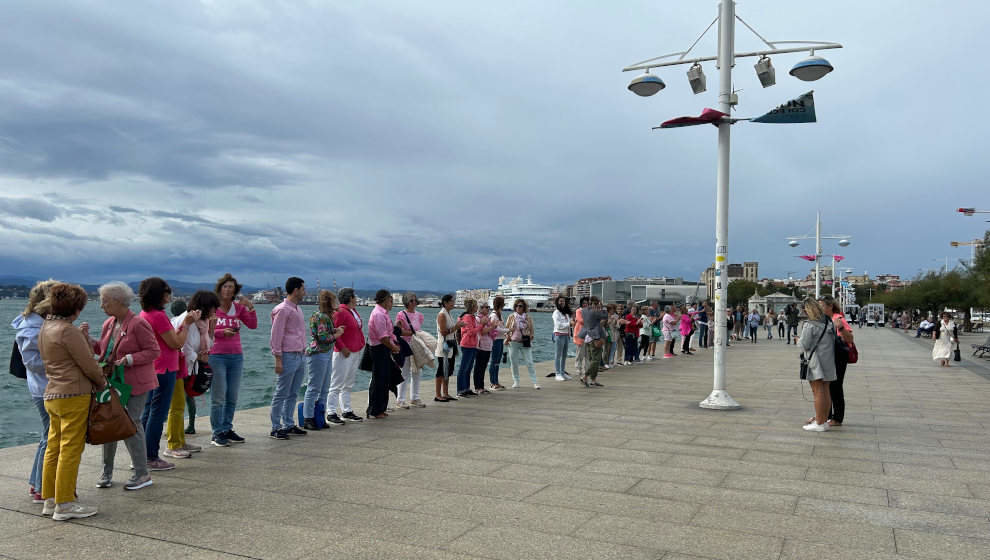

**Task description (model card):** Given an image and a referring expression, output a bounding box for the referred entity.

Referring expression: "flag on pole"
[834,255,845,262]
[657,108,728,129]
[751,91,816,124]
[798,255,817,262]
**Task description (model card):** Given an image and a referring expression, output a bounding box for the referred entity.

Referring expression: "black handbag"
[521,335,532,348]
[800,319,830,380]
[358,344,373,371]
[954,344,962,362]
[9,342,27,379]
[184,360,213,397]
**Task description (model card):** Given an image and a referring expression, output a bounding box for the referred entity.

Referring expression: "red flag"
[797,255,817,262]
[659,108,728,129]
[834,255,845,262]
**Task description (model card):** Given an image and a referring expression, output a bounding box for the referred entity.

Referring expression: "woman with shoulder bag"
[487,296,508,390]
[932,311,957,367]
[798,297,836,432]
[38,283,108,520]
[91,282,162,490]
[820,296,854,427]
[434,294,463,402]
[505,299,540,390]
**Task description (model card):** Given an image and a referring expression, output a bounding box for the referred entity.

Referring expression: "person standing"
[327,288,366,424]
[488,296,508,390]
[367,290,401,418]
[393,292,425,408]
[455,299,481,398]
[269,277,308,440]
[12,280,58,503]
[786,304,800,344]
[696,302,710,349]
[433,294,463,402]
[579,297,608,387]
[747,309,761,343]
[38,283,107,520]
[765,310,777,340]
[623,305,641,364]
[209,273,258,447]
[551,296,572,381]
[661,306,676,359]
[639,307,652,360]
[302,290,344,430]
[92,282,161,490]
[572,297,589,377]
[679,305,695,355]
[505,299,540,389]
[821,296,853,427]
[799,298,836,432]
[472,302,495,394]
[606,304,621,367]
[932,312,957,367]
[166,291,216,458]
[139,277,195,471]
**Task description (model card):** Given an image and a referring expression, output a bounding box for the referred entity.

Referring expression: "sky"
[0,0,987,292]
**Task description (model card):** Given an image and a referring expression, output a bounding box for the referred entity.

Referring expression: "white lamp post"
[786,212,851,299]
[623,1,841,410]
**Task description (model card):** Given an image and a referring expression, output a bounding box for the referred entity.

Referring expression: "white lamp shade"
[789,56,833,81]
[838,239,850,247]
[788,240,800,247]
[628,73,665,96]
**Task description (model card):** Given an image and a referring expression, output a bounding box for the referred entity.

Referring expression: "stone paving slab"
[2,326,990,558]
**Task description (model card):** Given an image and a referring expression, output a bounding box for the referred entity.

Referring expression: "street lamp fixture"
[622,1,841,411]
[754,56,775,87]
[786,212,851,299]
[627,71,665,96]
[687,63,707,94]
[789,54,834,81]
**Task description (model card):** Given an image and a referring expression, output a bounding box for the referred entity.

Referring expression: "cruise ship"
[490,275,552,310]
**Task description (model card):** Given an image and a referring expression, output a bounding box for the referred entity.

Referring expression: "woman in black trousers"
[821,296,853,426]
[366,290,401,419]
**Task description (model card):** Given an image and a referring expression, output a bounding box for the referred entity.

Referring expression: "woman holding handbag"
[505,299,540,390]
[38,283,107,520]
[91,282,162,491]
[394,292,425,408]
[167,291,218,451]
[433,294,463,402]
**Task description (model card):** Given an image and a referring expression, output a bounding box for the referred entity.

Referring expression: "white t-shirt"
[639,314,652,336]
[552,309,571,333]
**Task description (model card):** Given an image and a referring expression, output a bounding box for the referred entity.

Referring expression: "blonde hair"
[463,298,478,314]
[803,298,824,321]
[318,290,337,315]
[23,279,58,317]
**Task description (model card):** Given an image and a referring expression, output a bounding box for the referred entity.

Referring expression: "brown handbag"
[86,386,137,445]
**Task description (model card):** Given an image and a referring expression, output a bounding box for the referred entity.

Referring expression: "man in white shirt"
[916,318,934,338]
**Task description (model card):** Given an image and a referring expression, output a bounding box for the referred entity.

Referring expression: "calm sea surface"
[0,299,560,449]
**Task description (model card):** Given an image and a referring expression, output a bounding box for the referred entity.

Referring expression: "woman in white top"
[165,291,218,458]
[932,312,957,367]
[434,294,464,402]
[551,296,573,381]
[639,312,652,361]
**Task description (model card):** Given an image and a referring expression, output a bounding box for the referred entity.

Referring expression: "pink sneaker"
[663,354,674,359]
[146,458,175,471]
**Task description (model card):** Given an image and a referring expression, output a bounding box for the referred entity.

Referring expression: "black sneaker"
[326,413,345,426]
[210,434,230,447]
[458,391,477,397]
[545,372,555,378]
[225,431,246,444]
[303,418,320,431]
[287,426,308,436]
[269,429,290,440]
[341,411,364,423]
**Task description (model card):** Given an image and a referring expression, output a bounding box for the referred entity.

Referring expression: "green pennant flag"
[752,91,816,124]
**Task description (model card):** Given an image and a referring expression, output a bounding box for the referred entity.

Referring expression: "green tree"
[726,280,759,307]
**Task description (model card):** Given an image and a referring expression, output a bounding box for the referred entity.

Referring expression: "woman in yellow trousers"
[165,292,219,458]
[38,283,107,521]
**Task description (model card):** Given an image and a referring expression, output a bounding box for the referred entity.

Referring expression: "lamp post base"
[699,390,741,410]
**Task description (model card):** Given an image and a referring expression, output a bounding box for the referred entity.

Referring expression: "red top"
[832,312,852,337]
[334,305,366,353]
[140,309,180,374]
[458,313,481,348]
[572,308,585,346]
[624,313,641,335]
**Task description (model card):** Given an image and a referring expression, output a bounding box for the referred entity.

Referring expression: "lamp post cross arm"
[623,42,842,73]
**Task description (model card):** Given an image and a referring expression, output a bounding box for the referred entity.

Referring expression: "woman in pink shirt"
[367,290,400,419]
[394,292,425,409]
[472,302,495,394]
[679,306,695,355]
[454,299,482,398]
[208,273,258,447]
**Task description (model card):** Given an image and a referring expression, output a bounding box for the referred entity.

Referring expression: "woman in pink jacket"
[454,299,482,398]
[90,282,161,491]
[679,305,695,355]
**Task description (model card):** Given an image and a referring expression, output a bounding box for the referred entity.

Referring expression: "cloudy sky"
[0,0,986,291]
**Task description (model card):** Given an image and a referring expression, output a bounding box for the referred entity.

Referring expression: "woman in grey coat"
[798,298,836,432]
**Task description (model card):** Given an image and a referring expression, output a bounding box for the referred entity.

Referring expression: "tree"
[727,280,759,308]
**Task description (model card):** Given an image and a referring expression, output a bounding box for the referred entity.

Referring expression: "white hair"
[99,281,135,306]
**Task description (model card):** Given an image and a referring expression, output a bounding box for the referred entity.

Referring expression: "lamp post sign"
[622,1,842,410]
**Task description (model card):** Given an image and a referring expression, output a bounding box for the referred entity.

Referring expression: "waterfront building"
[748,291,798,314]
[589,277,706,306]
[455,288,492,307]
[700,261,759,300]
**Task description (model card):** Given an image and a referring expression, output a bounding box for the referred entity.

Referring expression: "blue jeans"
[553,333,569,375]
[489,339,504,385]
[456,347,477,394]
[303,352,333,418]
[509,341,538,385]
[141,370,177,460]
[30,397,50,490]
[271,352,306,430]
[209,353,244,437]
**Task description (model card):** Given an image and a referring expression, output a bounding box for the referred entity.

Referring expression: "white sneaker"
[802,422,829,432]
[511,382,520,388]
[533,384,541,390]
[555,374,566,381]
[42,498,55,516]
[396,401,411,409]
[162,448,191,459]
[623,361,631,366]
[52,501,98,521]
[562,373,573,380]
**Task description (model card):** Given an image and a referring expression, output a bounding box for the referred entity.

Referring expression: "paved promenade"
[2,327,989,559]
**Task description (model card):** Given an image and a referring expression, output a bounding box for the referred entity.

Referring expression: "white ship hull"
[490,275,552,310]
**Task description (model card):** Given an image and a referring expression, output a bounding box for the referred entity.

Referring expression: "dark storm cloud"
[0,197,63,222]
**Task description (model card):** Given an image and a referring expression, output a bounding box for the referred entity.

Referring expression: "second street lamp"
[623,1,841,410]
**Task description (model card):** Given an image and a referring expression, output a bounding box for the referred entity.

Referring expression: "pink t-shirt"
[140,309,179,374]
[211,302,259,355]
[395,310,424,343]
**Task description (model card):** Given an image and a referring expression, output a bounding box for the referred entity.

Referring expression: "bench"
[973,335,990,358]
